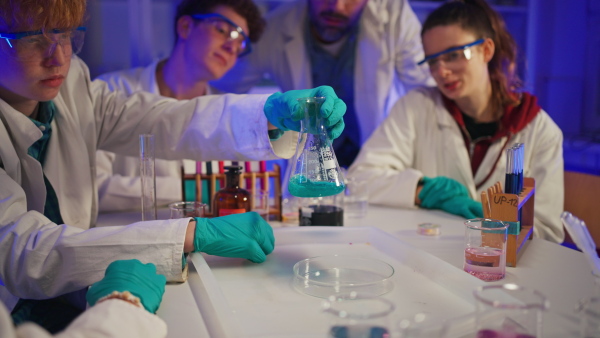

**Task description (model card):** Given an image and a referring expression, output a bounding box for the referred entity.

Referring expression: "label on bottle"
[320,147,335,169]
[218,209,246,216]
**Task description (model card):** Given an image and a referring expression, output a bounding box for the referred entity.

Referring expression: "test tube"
[517,143,524,193]
[140,134,157,221]
[504,148,516,194]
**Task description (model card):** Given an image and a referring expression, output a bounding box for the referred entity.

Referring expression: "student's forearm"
[184,220,196,253]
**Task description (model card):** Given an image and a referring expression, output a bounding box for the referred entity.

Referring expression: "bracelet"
[96,290,142,308]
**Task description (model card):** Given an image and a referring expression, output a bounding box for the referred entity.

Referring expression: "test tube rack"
[481,177,535,267]
[181,163,282,220]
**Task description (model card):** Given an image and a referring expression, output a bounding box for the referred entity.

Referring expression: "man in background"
[212,0,434,168]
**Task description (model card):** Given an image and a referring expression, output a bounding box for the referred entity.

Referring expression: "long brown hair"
[422,0,521,117]
[0,0,86,32]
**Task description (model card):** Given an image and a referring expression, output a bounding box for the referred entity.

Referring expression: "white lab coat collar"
[280,2,311,90]
[355,2,388,140]
[141,59,161,95]
[0,100,46,213]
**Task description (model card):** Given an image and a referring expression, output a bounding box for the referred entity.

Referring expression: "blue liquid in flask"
[288,174,345,198]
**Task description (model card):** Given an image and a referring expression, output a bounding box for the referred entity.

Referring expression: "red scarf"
[442,92,541,189]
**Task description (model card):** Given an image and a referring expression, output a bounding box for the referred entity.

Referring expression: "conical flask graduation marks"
[288,97,345,198]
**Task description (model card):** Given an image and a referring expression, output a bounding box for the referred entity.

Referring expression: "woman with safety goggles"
[348,0,564,243]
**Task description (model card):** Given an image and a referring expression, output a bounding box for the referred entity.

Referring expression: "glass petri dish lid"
[292,255,394,298]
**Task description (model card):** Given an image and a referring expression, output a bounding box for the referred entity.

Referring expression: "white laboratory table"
[96,205,595,337]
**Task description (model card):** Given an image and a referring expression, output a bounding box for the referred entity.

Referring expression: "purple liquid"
[464,247,505,281]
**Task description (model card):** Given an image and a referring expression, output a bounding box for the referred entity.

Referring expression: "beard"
[311,10,353,43]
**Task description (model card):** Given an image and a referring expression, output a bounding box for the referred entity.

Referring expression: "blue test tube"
[504,148,516,194]
[518,143,524,193]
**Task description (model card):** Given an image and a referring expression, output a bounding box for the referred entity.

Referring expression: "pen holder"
[481,178,535,267]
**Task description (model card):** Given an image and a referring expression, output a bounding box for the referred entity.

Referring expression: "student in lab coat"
[96,0,266,211]
[348,0,564,243]
[1,260,169,338]
[211,0,435,168]
[0,0,346,331]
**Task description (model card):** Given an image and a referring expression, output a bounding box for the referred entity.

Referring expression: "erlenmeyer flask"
[288,97,345,198]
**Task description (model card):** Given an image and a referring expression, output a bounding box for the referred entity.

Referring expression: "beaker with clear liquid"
[288,97,345,198]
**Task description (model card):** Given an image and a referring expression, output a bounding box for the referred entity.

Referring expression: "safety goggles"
[191,13,251,57]
[418,39,484,70]
[0,27,86,61]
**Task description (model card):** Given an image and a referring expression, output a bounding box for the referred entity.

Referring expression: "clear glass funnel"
[288,97,345,198]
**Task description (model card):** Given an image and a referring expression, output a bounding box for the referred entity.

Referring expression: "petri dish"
[417,223,441,236]
[292,255,394,298]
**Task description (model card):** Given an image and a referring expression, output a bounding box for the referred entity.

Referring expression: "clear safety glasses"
[0,27,86,61]
[192,13,251,57]
[418,39,484,71]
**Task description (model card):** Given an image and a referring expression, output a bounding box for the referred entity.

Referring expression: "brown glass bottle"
[212,166,251,217]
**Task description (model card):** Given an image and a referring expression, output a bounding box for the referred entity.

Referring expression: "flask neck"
[299,97,327,136]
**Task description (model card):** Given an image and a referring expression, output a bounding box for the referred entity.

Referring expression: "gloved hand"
[86,259,166,313]
[418,176,470,209]
[193,212,275,263]
[264,85,346,140]
[439,196,483,219]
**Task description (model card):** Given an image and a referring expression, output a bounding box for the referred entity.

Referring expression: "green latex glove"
[439,196,484,219]
[418,176,470,209]
[193,212,275,263]
[264,85,346,140]
[86,259,166,313]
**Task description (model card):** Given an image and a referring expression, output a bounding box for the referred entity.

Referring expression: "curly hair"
[175,0,265,43]
[0,0,86,32]
[422,0,521,116]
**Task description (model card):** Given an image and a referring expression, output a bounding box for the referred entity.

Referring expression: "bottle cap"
[417,223,441,236]
[224,166,243,173]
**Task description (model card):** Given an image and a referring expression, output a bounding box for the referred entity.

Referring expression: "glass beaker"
[474,284,549,338]
[288,97,345,198]
[322,292,395,338]
[464,219,509,282]
[578,297,600,338]
[169,201,207,219]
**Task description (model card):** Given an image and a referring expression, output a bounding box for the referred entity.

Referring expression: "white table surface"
[96,205,595,337]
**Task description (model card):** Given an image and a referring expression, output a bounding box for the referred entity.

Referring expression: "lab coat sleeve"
[526,112,565,242]
[95,151,181,212]
[348,93,424,208]
[62,58,294,161]
[0,167,189,299]
[10,300,167,338]
[395,0,436,89]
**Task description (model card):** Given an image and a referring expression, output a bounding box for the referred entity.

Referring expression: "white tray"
[188,226,486,337]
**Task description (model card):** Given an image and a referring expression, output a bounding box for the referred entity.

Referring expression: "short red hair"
[0,0,86,32]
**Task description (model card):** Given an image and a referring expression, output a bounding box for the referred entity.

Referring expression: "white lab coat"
[0,299,167,338]
[0,56,297,310]
[212,0,435,144]
[95,60,218,211]
[348,87,564,243]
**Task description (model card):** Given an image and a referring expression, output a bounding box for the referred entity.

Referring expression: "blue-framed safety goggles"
[0,26,86,60]
[191,13,251,57]
[418,39,485,66]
